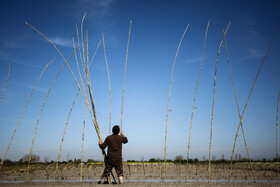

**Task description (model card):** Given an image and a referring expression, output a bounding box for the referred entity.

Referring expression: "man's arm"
[99,138,108,149]
[120,131,128,144]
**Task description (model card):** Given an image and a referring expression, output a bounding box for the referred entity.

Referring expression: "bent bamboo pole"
[0,59,54,170]
[163,24,189,182]
[102,34,112,135]
[208,22,231,183]
[229,24,280,182]
[121,20,132,131]
[224,34,255,182]
[27,53,73,181]
[186,19,210,182]
[0,62,11,103]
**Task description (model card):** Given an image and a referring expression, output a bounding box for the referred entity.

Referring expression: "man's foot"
[98,178,105,184]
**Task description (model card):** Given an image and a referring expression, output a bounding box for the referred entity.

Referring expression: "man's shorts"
[101,159,123,178]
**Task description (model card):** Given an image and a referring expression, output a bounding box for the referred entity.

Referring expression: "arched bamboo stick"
[102,33,112,135]
[186,19,210,182]
[0,62,11,103]
[229,24,280,182]
[224,33,255,182]
[0,58,54,170]
[27,53,73,181]
[121,20,132,131]
[162,24,189,182]
[208,22,231,183]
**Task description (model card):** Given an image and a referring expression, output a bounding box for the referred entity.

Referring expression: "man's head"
[112,125,120,135]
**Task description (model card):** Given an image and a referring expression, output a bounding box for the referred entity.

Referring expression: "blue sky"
[0,0,280,162]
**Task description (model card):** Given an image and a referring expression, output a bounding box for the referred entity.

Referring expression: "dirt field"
[0,162,279,186]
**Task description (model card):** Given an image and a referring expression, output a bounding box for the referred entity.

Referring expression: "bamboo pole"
[0,62,11,103]
[0,58,54,170]
[54,26,102,182]
[102,33,112,135]
[276,91,280,181]
[75,22,84,72]
[25,22,103,139]
[73,33,86,94]
[163,24,189,182]
[224,33,255,182]
[186,19,210,182]
[24,22,109,184]
[208,22,231,183]
[26,53,73,181]
[121,20,132,131]
[54,85,80,181]
[80,102,86,182]
[229,24,280,182]
[81,13,86,70]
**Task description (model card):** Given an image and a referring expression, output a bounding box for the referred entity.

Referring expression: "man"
[98,125,128,184]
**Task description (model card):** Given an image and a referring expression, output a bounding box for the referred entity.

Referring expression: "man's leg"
[100,161,113,184]
[118,176,124,184]
[115,163,124,184]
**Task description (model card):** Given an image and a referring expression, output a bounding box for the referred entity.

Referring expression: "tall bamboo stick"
[186,19,210,182]
[80,102,86,182]
[276,91,280,180]
[162,24,189,182]
[75,23,86,74]
[224,33,255,182]
[0,58,54,170]
[25,23,110,184]
[208,22,231,183]
[81,13,87,69]
[73,33,86,95]
[25,22,102,140]
[0,62,11,103]
[102,33,112,135]
[54,23,103,181]
[121,20,132,131]
[54,85,80,180]
[27,53,73,181]
[229,24,280,181]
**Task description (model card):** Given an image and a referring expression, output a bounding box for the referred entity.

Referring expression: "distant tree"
[262,158,267,162]
[21,154,40,163]
[157,158,162,162]
[235,154,238,161]
[203,155,205,161]
[188,159,194,163]
[44,157,49,163]
[148,158,157,162]
[239,153,242,161]
[194,158,199,164]
[174,155,183,163]
[3,159,14,166]
[221,154,225,160]
[273,157,280,162]
[212,155,216,161]
[87,159,95,163]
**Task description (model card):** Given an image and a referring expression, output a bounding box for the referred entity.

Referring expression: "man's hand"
[98,140,102,145]
[120,131,125,137]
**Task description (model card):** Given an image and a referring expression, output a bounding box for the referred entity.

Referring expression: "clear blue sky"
[0,0,280,162]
